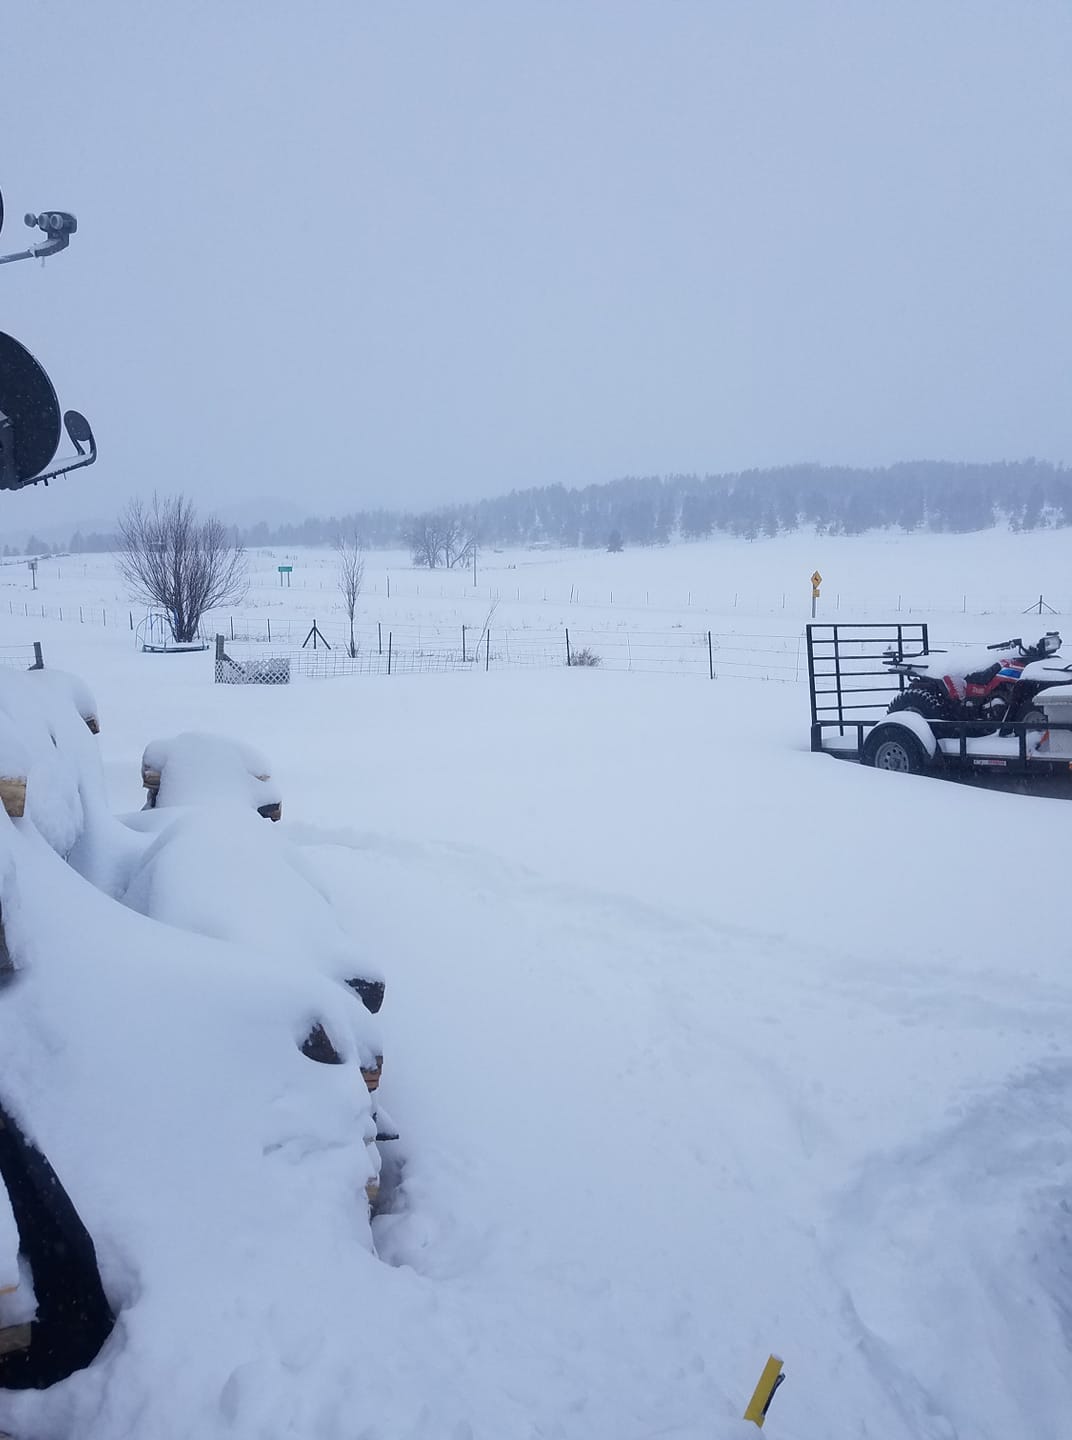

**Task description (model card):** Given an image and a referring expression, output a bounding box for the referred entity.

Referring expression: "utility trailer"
[806,622,1072,781]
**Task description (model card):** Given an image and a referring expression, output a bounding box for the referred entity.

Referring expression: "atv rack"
[806,623,1072,780]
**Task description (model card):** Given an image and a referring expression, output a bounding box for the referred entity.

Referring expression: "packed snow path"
[2,633,1071,1438]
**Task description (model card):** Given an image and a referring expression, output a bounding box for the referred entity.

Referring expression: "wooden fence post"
[565,628,572,666]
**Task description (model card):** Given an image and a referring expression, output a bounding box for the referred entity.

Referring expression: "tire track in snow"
[293,820,1072,1440]
[827,1061,1072,1440]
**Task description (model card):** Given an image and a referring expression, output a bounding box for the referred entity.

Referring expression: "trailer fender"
[861,714,937,774]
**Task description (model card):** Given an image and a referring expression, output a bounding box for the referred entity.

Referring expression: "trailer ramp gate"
[805,623,1072,778]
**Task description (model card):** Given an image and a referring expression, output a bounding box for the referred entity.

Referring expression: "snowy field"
[2,529,1072,1440]
[7,524,1072,632]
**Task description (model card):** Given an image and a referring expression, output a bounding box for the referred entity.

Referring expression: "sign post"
[810,570,822,619]
[278,564,293,589]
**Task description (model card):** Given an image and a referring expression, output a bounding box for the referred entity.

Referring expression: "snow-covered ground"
[8,524,1072,635]
[2,530,1072,1439]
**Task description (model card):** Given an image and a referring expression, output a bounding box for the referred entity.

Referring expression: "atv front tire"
[887,687,951,722]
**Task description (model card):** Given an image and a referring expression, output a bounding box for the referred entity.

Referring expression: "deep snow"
[1,532,1071,1439]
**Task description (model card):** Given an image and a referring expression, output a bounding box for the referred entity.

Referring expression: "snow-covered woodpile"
[0,664,390,1422]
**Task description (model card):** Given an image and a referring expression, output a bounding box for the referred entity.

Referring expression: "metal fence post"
[485,628,490,672]
[31,642,44,670]
[387,632,392,675]
[708,631,714,679]
[565,628,572,666]
[462,624,467,663]
[378,621,382,656]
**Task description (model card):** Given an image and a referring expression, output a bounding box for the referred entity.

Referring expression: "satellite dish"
[0,332,62,487]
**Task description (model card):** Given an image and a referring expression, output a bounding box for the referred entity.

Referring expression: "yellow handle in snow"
[743,1353,785,1427]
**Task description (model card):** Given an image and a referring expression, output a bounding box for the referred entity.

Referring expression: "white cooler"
[1037,684,1072,756]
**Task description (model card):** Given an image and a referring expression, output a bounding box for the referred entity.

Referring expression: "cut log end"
[0,777,27,820]
[0,1321,32,1357]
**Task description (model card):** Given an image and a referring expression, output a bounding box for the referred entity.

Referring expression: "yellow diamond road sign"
[811,571,822,587]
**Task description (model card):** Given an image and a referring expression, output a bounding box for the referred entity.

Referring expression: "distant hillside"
[245,459,1070,552]
[13,459,1072,555]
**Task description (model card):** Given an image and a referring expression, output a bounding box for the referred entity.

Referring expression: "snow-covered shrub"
[569,648,602,667]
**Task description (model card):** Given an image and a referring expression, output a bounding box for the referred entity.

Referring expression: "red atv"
[882,632,1065,730]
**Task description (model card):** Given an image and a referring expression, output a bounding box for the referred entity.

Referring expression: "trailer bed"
[807,623,1072,780]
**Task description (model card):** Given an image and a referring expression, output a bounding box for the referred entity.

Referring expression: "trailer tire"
[862,724,928,775]
[887,687,951,722]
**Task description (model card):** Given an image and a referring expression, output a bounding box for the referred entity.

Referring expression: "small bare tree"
[117,493,247,643]
[442,518,474,570]
[334,535,365,657]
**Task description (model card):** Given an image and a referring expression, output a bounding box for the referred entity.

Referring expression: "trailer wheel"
[862,724,927,774]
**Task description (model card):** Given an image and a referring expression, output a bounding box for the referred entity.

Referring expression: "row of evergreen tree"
[14,459,1072,556]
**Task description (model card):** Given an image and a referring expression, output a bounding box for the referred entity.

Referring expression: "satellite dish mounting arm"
[0,187,97,488]
[0,410,96,491]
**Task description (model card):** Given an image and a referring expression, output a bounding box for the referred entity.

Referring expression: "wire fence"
[213,623,806,683]
[207,570,1072,618]
[0,585,1066,639]
[0,642,42,671]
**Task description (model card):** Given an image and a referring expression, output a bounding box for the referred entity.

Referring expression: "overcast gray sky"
[2,0,1070,534]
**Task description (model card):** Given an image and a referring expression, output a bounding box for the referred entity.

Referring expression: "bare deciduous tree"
[406,513,446,569]
[443,519,474,570]
[407,512,475,570]
[334,535,365,657]
[117,494,247,643]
